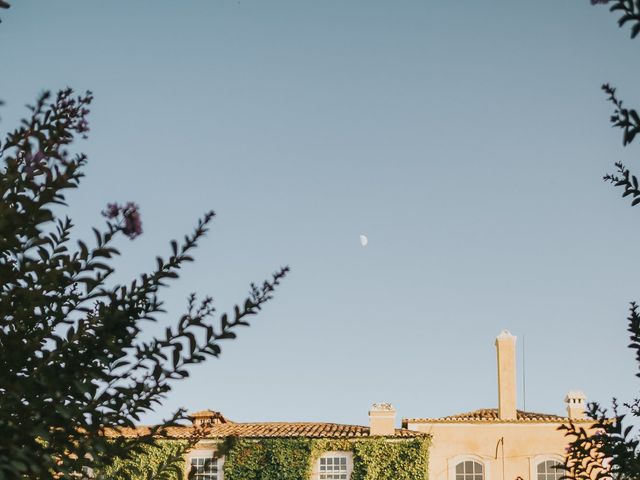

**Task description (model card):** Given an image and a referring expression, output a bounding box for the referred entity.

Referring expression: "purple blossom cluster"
[103,203,120,219]
[102,202,143,239]
[55,88,93,139]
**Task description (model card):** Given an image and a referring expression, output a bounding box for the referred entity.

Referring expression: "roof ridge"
[402,405,592,424]
[231,421,365,426]
[106,422,426,439]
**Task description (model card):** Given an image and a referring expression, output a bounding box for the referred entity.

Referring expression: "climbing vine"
[94,436,430,480]
[223,436,430,480]
[96,440,188,480]
[223,438,312,479]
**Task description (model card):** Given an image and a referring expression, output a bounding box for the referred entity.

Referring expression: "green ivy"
[351,438,430,480]
[95,436,430,480]
[223,437,430,480]
[96,440,187,480]
[223,438,312,479]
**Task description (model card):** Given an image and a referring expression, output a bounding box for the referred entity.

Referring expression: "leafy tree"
[0,88,288,479]
[561,4,640,479]
[589,0,640,38]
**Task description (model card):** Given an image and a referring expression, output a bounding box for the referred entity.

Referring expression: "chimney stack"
[565,391,587,420]
[368,403,396,436]
[189,410,230,427]
[495,331,517,420]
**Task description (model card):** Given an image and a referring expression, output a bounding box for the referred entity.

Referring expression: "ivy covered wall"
[96,436,430,480]
[224,437,430,480]
[98,440,188,480]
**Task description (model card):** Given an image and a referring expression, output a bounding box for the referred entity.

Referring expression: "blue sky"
[2,1,640,427]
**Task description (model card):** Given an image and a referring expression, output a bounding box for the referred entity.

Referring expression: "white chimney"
[368,403,396,436]
[495,330,517,420]
[565,391,587,420]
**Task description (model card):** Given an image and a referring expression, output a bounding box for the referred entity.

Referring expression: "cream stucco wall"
[404,331,593,480]
[406,421,579,480]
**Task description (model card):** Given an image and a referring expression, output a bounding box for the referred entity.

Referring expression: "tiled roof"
[403,408,592,425]
[107,422,424,439]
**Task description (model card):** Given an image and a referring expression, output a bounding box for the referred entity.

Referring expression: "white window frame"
[313,451,353,480]
[448,454,490,480]
[186,449,224,480]
[530,455,564,480]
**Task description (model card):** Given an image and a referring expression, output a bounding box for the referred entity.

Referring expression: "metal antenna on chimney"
[522,335,527,412]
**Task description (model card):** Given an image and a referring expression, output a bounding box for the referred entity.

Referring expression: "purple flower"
[101,202,143,239]
[77,119,89,133]
[122,203,143,239]
[102,203,121,219]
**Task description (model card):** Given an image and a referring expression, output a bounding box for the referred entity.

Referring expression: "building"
[102,330,591,480]
[103,404,430,480]
[402,330,591,480]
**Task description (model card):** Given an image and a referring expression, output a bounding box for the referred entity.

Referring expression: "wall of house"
[97,436,431,480]
[221,437,431,480]
[406,422,569,480]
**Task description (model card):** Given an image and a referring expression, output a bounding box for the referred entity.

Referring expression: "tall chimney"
[495,330,517,420]
[368,403,396,436]
[565,391,587,420]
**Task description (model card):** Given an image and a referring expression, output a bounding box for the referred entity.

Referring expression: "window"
[448,455,489,480]
[190,455,219,480]
[537,460,562,480]
[317,453,351,480]
[455,460,484,480]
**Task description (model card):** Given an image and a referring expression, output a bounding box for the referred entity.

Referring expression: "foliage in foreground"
[590,0,640,38]
[561,5,640,476]
[561,303,640,479]
[0,89,288,479]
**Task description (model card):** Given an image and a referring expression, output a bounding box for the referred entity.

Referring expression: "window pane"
[191,456,218,480]
[319,455,349,480]
[536,460,563,480]
[456,461,484,480]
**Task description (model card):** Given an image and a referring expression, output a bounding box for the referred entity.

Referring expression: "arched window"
[536,460,562,480]
[448,455,489,480]
[455,460,484,480]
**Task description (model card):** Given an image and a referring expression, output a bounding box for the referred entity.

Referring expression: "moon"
[359,234,368,247]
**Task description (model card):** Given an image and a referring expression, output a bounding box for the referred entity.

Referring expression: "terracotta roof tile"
[107,422,424,439]
[403,408,592,425]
